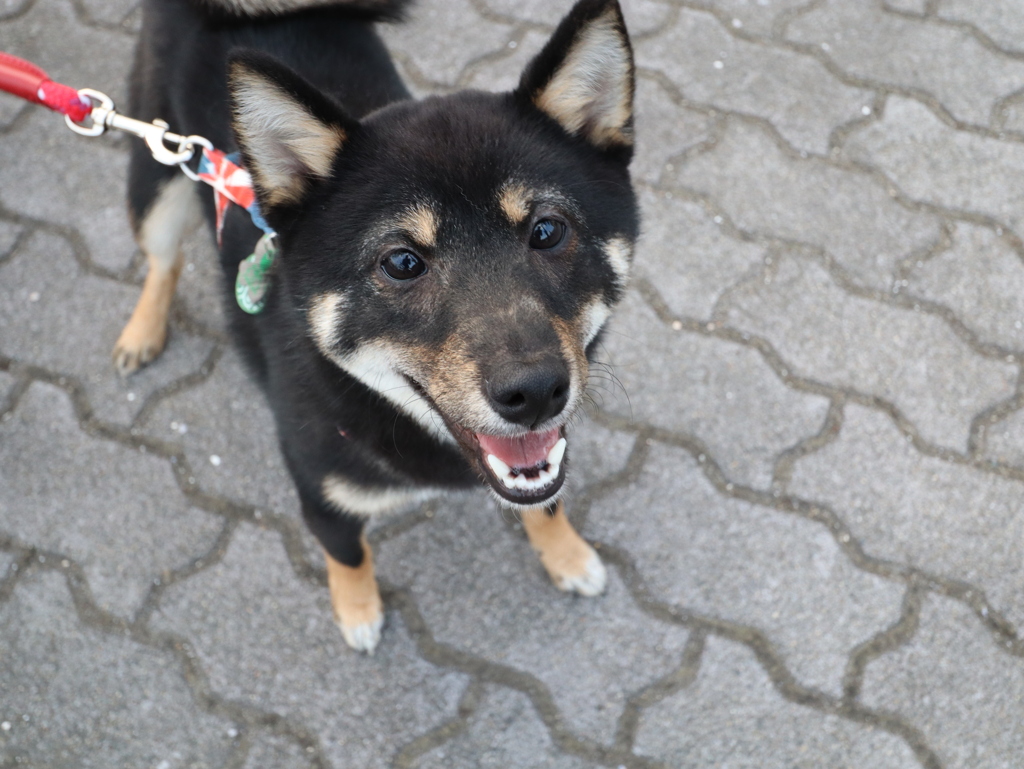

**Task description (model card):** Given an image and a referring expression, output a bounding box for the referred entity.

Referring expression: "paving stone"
[844,96,1024,238]
[121,3,142,33]
[996,92,1024,135]
[0,0,133,105]
[0,570,236,768]
[634,636,919,767]
[0,0,137,274]
[631,77,716,186]
[600,290,830,489]
[242,733,314,769]
[790,404,1024,633]
[0,550,15,580]
[0,0,32,20]
[636,8,873,154]
[884,0,928,13]
[720,253,1018,451]
[141,347,299,519]
[460,29,547,94]
[0,230,216,427]
[936,0,1024,56]
[0,382,223,618]
[862,593,1024,769]
[788,2,1024,128]
[905,222,1024,351]
[634,187,766,320]
[412,686,592,769]
[377,492,692,744]
[588,442,903,695]
[0,219,22,261]
[982,407,1024,472]
[0,93,25,129]
[705,0,814,38]
[674,119,943,291]
[476,0,674,37]
[0,370,17,415]
[562,416,636,497]
[0,109,136,275]
[378,0,515,88]
[152,523,469,769]
[79,0,138,27]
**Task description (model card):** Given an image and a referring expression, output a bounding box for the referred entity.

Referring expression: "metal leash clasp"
[65,88,213,177]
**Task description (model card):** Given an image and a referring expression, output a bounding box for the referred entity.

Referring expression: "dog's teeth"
[488,444,565,495]
[487,454,512,477]
[547,437,567,469]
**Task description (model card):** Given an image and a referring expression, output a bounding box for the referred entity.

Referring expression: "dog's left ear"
[516,0,634,155]
[228,50,355,212]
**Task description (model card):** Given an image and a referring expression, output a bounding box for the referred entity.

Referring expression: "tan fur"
[431,331,509,436]
[601,236,633,288]
[232,68,346,206]
[396,204,439,247]
[114,175,199,376]
[322,474,441,516]
[308,292,346,356]
[551,314,589,408]
[324,539,383,645]
[323,337,456,443]
[579,295,612,349]
[534,8,633,149]
[521,501,600,590]
[498,183,531,224]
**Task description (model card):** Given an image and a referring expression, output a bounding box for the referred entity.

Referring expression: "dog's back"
[130,0,412,149]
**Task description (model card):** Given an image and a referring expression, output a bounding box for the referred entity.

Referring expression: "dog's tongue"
[477,428,560,469]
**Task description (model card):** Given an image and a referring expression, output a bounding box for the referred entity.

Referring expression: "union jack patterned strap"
[196,147,273,245]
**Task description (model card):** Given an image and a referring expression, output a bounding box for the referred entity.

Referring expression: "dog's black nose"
[487,358,571,429]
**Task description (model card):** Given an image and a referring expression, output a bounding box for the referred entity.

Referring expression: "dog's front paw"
[522,502,608,598]
[552,546,607,597]
[112,318,167,377]
[325,541,385,654]
[335,601,384,654]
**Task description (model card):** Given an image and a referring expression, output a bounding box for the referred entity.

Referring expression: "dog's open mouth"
[404,376,568,505]
[476,428,566,504]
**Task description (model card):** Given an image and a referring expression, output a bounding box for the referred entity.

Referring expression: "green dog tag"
[235,233,278,315]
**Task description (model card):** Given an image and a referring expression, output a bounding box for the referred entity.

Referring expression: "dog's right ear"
[228,51,354,212]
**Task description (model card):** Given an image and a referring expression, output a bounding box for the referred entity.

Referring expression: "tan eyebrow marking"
[499,182,531,224]
[395,204,438,247]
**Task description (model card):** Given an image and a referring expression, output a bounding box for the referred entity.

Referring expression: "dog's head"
[228,0,639,508]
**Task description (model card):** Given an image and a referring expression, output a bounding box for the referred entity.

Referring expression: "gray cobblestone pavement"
[3,0,1024,766]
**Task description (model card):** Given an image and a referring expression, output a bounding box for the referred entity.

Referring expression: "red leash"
[0,52,91,122]
[0,50,279,314]
[0,50,217,171]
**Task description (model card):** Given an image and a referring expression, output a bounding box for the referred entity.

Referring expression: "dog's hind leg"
[521,500,607,596]
[113,153,200,376]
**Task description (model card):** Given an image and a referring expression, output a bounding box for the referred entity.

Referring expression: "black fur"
[129,0,639,576]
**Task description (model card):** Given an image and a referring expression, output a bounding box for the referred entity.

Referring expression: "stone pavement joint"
[842,581,926,703]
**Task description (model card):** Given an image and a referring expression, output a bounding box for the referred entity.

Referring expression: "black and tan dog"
[117,0,639,651]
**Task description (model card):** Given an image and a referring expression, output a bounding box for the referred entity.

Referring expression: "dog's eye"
[529,218,566,250]
[381,250,426,280]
